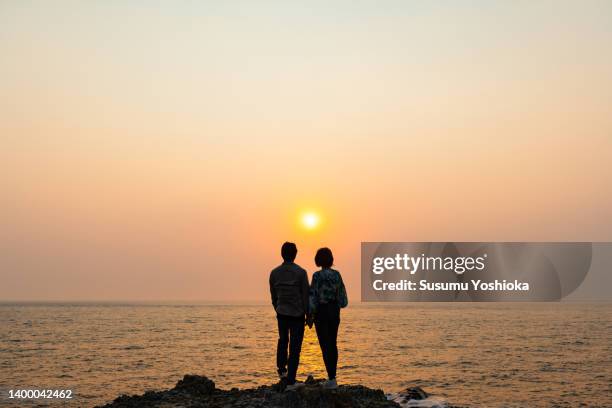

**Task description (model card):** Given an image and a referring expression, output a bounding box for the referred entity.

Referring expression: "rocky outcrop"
[98,375,462,408]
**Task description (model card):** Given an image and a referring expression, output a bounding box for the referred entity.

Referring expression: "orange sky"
[1,1,611,301]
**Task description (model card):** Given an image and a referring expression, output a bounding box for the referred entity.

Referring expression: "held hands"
[306,314,314,329]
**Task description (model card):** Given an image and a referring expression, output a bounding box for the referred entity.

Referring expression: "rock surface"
[97,374,429,408]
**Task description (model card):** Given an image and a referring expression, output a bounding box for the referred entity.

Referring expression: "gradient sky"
[1,1,611,301]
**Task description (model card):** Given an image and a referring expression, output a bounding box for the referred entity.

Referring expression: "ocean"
[1,303,610,407]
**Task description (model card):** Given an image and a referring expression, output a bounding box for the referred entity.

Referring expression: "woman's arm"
[309,272,319,315]
[338,273,348,308]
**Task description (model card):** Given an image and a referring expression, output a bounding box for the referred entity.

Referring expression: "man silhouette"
[269,242,309,390]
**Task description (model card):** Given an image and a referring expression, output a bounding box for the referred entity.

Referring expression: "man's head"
[281,242,298,263]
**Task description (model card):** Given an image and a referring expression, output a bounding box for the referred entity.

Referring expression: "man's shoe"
[285,382,305,392]
[323,378,337,389]
[278,371,288,380]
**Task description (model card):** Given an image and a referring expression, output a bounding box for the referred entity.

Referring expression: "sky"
[1,1,611,301]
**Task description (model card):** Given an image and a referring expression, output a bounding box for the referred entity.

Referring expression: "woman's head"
[314,247,334,268]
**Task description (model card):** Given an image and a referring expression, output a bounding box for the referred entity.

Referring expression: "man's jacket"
[269,262,309,317]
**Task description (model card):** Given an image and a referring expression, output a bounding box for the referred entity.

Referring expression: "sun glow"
[301,212,320,230]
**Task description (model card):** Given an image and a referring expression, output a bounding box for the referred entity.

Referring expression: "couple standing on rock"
[269,242,348,391]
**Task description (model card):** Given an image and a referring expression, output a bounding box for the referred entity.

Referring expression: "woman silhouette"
[308,247,348,389]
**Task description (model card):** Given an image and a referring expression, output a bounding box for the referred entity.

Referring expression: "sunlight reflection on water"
[0,303,610,407]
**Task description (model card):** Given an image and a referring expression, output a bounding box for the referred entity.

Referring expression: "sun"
[301,212,320,230]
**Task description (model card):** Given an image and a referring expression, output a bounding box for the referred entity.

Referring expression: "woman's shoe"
[323,378,337,389]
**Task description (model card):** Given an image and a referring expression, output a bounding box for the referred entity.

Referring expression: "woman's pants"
[315,302,340,380]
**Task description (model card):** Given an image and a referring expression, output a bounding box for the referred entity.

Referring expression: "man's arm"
[269,272,277,310]
[301,269,309,315]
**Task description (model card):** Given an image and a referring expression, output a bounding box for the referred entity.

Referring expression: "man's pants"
[276,314,305,385]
